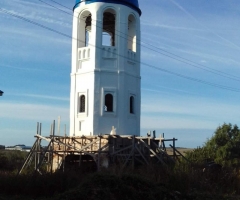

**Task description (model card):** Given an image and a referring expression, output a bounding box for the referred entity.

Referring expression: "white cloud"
[141,21,205,32]
[1,0,72,28]
[168,0,240,50]
[21,94,69,101]
[0,64,51,72]
[0,102,69,121]
[143,87,198,96]
[141,91,240,129]
[141,115,216,130]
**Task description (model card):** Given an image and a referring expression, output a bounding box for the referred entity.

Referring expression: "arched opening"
[79,95,85,113]
[128,15,136,52]
[63,154,97,172]
[78,11,92,48]
[130,96,134,114]
[105,93,113,112]
[102,10,116,46]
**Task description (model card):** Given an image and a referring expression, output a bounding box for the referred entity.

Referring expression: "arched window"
[105,93,113,112]
[102,10,115,46]
[78,12,92,48]
[79,95,85,113]
[128,15,136,52]
[130,96,134,114]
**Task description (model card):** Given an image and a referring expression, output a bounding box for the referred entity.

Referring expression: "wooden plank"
[152,142,175,163]
[36,140,52,173]
[77,137,100,152]
[18,139,38,174]
[139,139,166,165]
[110,144,132,155]
[36,134,99,152]
[122,149,134,168]
[135,145,149,165]
[98,143,109,151]
[169,144,191,163]
[163,139,178,142]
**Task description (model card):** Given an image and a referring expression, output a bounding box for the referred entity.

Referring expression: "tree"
[186,123,240,167]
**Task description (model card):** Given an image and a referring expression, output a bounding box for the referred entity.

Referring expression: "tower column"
[70,0,141,136]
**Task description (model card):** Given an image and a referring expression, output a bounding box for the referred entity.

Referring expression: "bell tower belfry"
[70,0,141,136]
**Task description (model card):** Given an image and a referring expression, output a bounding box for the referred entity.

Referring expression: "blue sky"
[1,0,240,147]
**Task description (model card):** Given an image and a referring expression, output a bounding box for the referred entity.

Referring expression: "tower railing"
[78,47,91,60]
[127,49,136,61]
[102,46,117,59]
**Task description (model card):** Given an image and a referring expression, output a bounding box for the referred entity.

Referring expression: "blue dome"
[74,0,141,15]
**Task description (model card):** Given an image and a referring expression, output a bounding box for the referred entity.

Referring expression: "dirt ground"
[166,147,194,156]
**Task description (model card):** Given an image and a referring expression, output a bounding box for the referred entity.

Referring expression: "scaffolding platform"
[18,122,180,174]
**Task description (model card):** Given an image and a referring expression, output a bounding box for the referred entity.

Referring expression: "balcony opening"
[78,11,92,48]
[128,15,136,52]
[102,11,115,46]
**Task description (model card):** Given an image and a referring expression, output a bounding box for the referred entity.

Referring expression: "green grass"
[1,149,240,200]
[0,163,240,200]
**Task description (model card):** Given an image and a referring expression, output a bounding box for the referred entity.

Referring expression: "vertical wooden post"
[148,132,151,145]
[74,137,76,150]
[34,142,37,170]
[148,133,151,160]
[63,125,66,172]
[51,120,55,173]
[173,137,176,160]
[37,123,42,166]
[98,136,101,171]
[35,123,39,170]
[57,116,61,135]
[39,123,42,136]
[153,130,156,138]
[160,133,162,148]
[132,135,135,170]
[162,133,166,151]
[91,138,93,152]
[47,151,50,172]
[37,122,39,135]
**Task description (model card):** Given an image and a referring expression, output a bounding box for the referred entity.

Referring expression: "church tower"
[70,0,141,136]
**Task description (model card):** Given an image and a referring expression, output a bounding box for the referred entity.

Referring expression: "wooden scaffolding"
[18,122,181,174]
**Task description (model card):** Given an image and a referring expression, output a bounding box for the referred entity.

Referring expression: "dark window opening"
[102,12,115,46]
[130,96,134,114]
[85,14,92,46]
[105,93,113,112]
[79,95,85,113]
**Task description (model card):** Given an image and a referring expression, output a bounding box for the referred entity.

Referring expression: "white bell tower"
[70,0,141,136]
